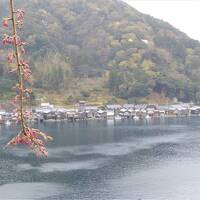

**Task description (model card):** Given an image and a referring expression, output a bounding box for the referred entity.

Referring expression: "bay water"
[0,117,200,199]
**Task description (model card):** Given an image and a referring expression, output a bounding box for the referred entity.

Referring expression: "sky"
[122,0,200,41]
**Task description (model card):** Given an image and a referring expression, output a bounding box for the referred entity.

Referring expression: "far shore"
[1,102,200,125]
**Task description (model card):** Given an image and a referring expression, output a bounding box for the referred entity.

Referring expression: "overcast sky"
[122,0,200,41]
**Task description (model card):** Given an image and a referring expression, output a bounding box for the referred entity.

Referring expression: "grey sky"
[123,0,200,41]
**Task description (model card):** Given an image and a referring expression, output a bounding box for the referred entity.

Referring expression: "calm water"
[0,117,200,199]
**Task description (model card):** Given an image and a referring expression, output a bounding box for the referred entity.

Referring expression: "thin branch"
[9,0,26,133]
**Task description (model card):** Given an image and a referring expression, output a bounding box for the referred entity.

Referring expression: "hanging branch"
[9,0,25,133]
[2,0,52,157]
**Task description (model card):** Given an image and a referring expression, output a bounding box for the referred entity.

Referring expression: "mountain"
[1,0,200,105]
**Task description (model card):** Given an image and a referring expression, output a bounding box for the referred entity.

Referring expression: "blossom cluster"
[2,1,52,157]
[7,128,52,157]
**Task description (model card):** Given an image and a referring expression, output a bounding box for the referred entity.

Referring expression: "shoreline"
[1,102,200,125]
[1,114,199,126]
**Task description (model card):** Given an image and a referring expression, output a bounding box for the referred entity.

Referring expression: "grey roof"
[134,104,147,109]
[123,104,135,109]
[157,106,169,110]
[191,106,200,110]
[170,105,188,110]
[146,104,158,109]
[0,110,6,115]
[85,106,98,111]
[35,107,53,113]
[106,105,122,109]
[55,108,68,113]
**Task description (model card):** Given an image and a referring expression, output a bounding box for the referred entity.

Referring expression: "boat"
[133,115,139,120]
[145,115,151,120]
[5,120,11,126]
[0,116,3,124]
[114,115,122,120]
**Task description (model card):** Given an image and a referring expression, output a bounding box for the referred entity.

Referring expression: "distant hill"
[1,0,200,105]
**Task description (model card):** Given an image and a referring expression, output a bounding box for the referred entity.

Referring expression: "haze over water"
[0,117,200,199]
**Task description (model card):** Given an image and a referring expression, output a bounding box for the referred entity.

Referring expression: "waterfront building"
[106,110,115,119]
[106,104,122,111]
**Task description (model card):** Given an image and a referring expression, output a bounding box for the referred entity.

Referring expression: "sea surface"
[0,117,200,200]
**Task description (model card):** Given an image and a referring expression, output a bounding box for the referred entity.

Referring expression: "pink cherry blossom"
[21,46,26,54]
[3,18,9,27]
[3,35,14,45]
[7,52,15,63]
[3,1,52,157]
[7,128,53,157]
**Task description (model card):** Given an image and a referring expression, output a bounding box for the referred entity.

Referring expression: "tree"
[108,70,123,93]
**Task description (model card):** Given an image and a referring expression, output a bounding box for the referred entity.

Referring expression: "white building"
[106,110,115,118]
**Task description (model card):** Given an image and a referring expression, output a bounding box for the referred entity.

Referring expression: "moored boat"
[5,120,11,126]
[114,115,122,120]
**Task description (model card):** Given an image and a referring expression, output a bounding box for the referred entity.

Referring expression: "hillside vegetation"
[1,0,200,104]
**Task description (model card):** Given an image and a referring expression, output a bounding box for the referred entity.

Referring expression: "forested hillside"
[1,0,200,104]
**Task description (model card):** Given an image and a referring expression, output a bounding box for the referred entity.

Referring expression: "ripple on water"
[0,182,68,200]
[107,159,200,200]
[47,133,184,158]
[18,158,109,173]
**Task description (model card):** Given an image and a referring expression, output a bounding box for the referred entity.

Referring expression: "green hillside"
[1,0,200,105]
